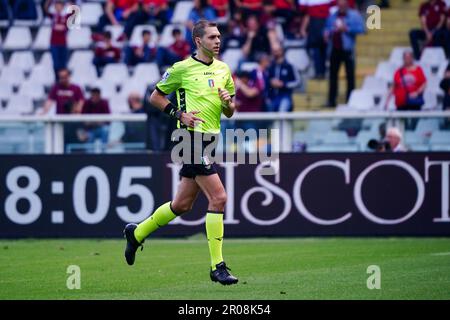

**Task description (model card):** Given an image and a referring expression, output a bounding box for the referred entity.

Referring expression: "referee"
[123,20,238,285]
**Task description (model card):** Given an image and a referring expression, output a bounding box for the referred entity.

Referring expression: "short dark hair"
[192,20,218,46]
[172,28,181,37]
[142,30,151,37]
[90,87,101,95]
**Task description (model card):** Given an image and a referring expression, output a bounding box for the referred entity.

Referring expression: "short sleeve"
[225,67,235,97]
[155,64,182,95]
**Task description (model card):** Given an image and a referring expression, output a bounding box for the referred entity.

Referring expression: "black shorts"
[176,130,219,179]
[179,163,218,178]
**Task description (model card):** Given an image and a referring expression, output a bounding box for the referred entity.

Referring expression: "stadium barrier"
[0,110,450,153]
[0,152,449,237]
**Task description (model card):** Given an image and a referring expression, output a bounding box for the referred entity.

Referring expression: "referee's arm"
[149,88,204,128]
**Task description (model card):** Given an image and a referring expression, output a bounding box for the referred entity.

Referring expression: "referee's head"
[192,20,221,57]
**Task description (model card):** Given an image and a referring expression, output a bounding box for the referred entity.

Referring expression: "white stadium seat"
[322,131,350,144]
[120,80,148,98]
[0,53,4,69]
[67,27,92,49]
[415,119,440,136]
[286,48,309,72]
[347,89,375,111]
[109,94,130,114]
[389,47,410,67]
[68,50,95,70]
[80,3,103,26]
[171,1,194,23]
[132,63,161,85]
[0,81,14,100]
[159,24,186,47]
[420,47,447,68]
[362,76,389,92]
[100,63,129,86]
[240,62,259,72]
[430,131,450,144]
[29,65,56,87]
[375,61,396,84]
[38,51,54,69]
[0,66,25,86]
[422,90,439,110]
[130,25,158,47]
[89,80,117,99]
[3,27,32,50]
[71,64,99,87]
[221,49,243,73]
[18,81,46,100]
[8,51,35,73]
[32,26,51,50]
[5,95,34,114]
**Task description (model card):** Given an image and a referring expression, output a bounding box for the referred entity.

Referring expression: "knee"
[209,192,227,211]
[171,199,194,215]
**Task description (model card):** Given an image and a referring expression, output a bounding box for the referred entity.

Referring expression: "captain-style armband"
[164,103,183,120]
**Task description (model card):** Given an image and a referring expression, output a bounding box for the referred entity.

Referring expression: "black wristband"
[164,103,181,119]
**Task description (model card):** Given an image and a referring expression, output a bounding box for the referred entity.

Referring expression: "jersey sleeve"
[155,63,183,95]
[225,66,236,97]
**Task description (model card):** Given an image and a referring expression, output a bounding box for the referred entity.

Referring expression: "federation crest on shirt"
[208,79,215,88]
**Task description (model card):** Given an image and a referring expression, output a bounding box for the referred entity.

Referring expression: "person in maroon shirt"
[44,0,69,77]
[82,88,111,144]
[41,69,85,114]
[156,28,191,68]
[235,70,265,131]
[93,31,122,76]
[409,0,447,59]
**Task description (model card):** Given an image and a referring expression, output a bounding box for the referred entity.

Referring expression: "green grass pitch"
[0,237,449,300]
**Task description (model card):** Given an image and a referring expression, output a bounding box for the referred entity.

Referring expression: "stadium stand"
[0,0,448,154]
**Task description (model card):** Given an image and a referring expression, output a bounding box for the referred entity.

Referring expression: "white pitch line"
[430,252,450,256]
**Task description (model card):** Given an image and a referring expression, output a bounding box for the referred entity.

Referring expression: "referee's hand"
[180,111,205,128]
[218,88,231,107]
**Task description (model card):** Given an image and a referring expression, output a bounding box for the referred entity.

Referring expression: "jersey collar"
[191,53,214,66]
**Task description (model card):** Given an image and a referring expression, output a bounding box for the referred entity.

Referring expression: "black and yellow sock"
[134,202,178,243]
[206,211,224,270]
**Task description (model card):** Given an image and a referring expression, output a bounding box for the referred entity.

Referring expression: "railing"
[0,111,449,154]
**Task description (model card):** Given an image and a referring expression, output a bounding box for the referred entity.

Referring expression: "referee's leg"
[195,174,239,285]
[123,177,199,265]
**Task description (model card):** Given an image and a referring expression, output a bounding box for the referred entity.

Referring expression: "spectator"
[267,47,301,112]
[125,30,157,66]
[251,53,272,110]
[13,0,38,20]
[300,0,335,79]
[235,0,263,19]
[95,0,138,34]
[241,15,276,62]
[285,9,306,40]
[385,127,407,152]
[409,0,447,60]
[44,0,69,78]
[210,0,229,18]
[0,0,11,22]
[387,50,427,129]
[222,12,246,49]
[156,28,191,68]
[434,7,450,58]
[64,100,89,149]
[82,88,111,144]
[273,0,297,30]
[93,31,122,76]
[123,92,147,144]
[123,0,170,38]
[324,0,365,107]
[41,69,85,115]
[235,70,264,112]
[439,63,450,128]
[186,0,217,48]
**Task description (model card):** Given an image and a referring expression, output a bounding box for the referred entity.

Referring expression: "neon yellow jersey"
[155,54,235,134]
